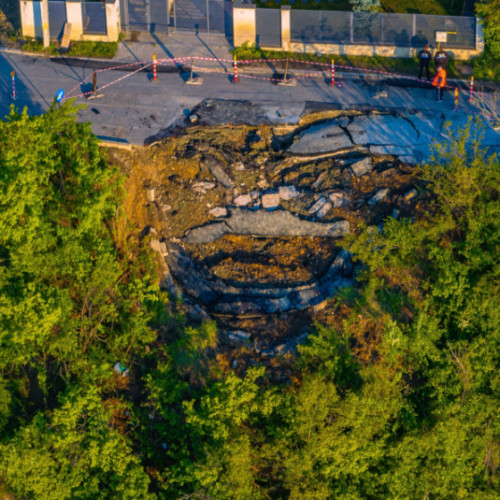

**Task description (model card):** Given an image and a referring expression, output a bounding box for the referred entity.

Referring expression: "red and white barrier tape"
[60,56,493,101]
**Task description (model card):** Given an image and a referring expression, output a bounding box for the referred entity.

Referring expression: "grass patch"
[232,43,463,79]
[471,50,500,82]
[21,39,118,58]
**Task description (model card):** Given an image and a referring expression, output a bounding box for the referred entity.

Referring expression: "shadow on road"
[0,52,46,117]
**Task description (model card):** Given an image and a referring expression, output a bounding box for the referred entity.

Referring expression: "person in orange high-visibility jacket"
[432,65,447,102]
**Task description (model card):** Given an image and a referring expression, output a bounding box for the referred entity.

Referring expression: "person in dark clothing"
[434,45,449,69]
[418,45,431,80]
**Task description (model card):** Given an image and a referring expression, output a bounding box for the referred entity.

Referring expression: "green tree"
[350,0,381,13]
[0,387,152,499]
[0,103,160,497]
[476,0,500,59]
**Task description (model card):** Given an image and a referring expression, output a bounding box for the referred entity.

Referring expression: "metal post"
[206,0,210,34]
[92,71,97,93]
[412,14,416,39]
[146,0,151,33]
[166,0,169,34]
[173,0,176,30]
[122,0,129,32]
[10,71,15,100]
[350,12,354,44]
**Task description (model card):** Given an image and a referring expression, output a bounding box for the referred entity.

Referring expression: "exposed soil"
[106,110,428,374]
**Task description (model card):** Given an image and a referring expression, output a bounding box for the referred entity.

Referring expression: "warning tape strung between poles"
[60,56,492,101]
[63,58,191,100]
[63,62,154,100]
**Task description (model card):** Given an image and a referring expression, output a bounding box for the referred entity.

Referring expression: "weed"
[21,38,118,58]
[231,44,466,80]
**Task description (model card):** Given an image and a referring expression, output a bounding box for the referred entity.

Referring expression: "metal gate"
[256,8,280,47]
[48,0,67,40]
[121,0,169,33]
[82,1,107,34]
[120,0,226,34]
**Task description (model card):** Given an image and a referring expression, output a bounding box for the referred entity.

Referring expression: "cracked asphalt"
[0,44,499,149]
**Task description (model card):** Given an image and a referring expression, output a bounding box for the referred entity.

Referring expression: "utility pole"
[41,0,50,48]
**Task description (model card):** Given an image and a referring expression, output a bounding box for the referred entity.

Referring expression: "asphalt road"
[1,49,498,147]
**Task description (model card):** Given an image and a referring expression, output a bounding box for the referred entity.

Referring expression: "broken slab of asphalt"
[165,242,354,314]
[286,110,500,165]
[182,207,350,244]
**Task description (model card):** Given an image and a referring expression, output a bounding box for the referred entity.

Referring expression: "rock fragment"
[261,192,280,210]
[234,194,252,206]
[329,191,350,208]
[204,156,233,189]
[316,201,332,218]
[279,185,300,200]
[193,181,216,191]
[367,188,389,206]
[150,239,161,253]
[209,207,228,218]
[350,157,372,177]
[312,171,327,189]
[146,187,155,202]
[308,197,327,215]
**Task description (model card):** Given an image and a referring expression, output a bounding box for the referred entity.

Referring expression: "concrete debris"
[183,208,350,244]
[209,206,228,218]
[150,239,162,253]
[312,171,327,189]
[234,194,252,207]
[308,196,327,215]
[367,188,389,206]
[329,191,350,208]
[350,157,372,177]
[146,187,155,202]
[193,181,216,190]
[316,200,332,218]
[261,192,280,210]
[204,156,234,189]
[279,185,300,200]
[226,330,251,342]
[288,122,352,155]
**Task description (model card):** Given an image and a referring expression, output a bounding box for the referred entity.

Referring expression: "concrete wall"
[233,7,485,60]
[20,0,120,42]
[233,4,256,47]
[285,42,482,60]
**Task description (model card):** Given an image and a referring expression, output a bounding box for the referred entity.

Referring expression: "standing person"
[434,44,449,69]
[432,65,447,102]
[417,44,431,80]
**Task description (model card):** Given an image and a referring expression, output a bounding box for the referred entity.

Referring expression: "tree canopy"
[0,106,498,499]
